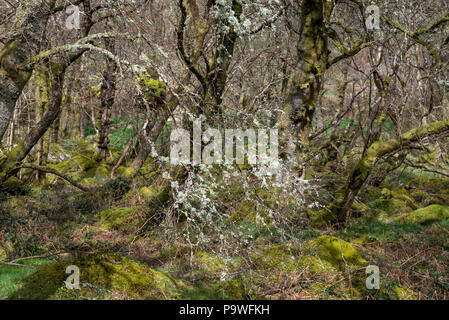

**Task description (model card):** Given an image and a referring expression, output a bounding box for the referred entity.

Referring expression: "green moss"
[391,286,419,300]
[138,72,166,100]
[193,251,227,274]
[8,253,181,300]
[95,165,110,178]
[99,207,141,231]
[252,236,368,299]
[307,208,336,228]
[118,167,136,179]
[252,244,300,274]
[213,277,247,300]
[139,186,153,198]
[0,177,30,195]
[397,205,449,225]
[368,198,410,217]
[306,235,367,271]
[381,188,419,209]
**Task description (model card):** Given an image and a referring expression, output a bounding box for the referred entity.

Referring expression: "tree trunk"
[0,0,57,141]
[95,38,117,160]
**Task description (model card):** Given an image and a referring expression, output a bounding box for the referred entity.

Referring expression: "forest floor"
[1,138,449,300]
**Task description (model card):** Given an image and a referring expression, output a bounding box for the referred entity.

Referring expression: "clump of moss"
[139,184,170,204]
[138,71,166,100]
[367,197,410,219]
[99,206,141,231]
[306,235,367,271]
[397,204,449,225]
[117,167,136,179]
[307,208,337,228]
[0,177,31,195]
[9,253,181,300]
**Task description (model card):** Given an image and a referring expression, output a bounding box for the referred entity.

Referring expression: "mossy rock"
[0,177,31,195]
[138,185,171,204]
[397,204,449,225]
[8,253,181,300]
[307,208,337,228]
[368,198,411,218]
[95,166,110,178]
[99,206,142,231]
[381,188,419,210]
[306,235,367,271]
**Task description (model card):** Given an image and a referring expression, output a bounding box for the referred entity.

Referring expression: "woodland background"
[0,0,448,300]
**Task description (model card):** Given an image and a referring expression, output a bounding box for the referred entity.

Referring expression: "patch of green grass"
[0,258,53,300]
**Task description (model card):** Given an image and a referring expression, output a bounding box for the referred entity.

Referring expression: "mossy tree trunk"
[0,0,94,186]
[95,37,117,160]
[0,0,57,142]
[34,66,51,183]
[287,0,329,152]
[0,65,65,185]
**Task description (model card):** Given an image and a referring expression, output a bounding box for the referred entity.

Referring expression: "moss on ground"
[99,206,142,231]
[397,204,449,225]
[251,235,369,298]
[8,253,181,300]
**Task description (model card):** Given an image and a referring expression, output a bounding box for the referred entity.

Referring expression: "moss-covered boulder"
[306,235,367,271]
[367,196,411,221]
[99,206,142,231]
[8,253,181,300]
[381,188,419,210]
[0,177,30,195]
[397,204,449,225]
